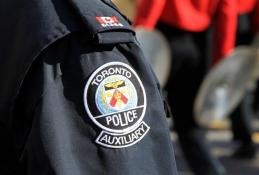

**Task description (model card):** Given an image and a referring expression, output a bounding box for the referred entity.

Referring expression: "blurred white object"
[135,28,172,87]
[194,46,259,127]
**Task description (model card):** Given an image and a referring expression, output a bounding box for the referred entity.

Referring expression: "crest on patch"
[84,62,149,148]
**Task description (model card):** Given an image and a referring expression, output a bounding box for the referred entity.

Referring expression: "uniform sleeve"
[211,0,238,65]
[133,0,166,30]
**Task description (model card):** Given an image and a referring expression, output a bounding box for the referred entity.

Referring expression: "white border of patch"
[83,62,147,134]
[96,121,150,148]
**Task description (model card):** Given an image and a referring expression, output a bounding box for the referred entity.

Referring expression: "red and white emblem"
[104,80,129,110]
[96,16,123,27]
[83,62,149,148]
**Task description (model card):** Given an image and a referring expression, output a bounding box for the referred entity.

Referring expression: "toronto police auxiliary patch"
[84,62,150,148]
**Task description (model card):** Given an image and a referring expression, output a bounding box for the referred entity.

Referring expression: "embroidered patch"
[96,16,123,27]
[84,62,149,148]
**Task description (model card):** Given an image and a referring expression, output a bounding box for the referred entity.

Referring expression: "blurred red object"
[134,0,238,65]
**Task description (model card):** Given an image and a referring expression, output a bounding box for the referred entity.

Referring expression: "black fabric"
[230,13,255,145]
[0,0,134,127]
[156,22,225,175]
[156,23,209,132]
[68,0,133,34]
[235,13,254,46]
[0,0,81,124]
[230,100,254,144]
[0,0,178,174]
[12,32,177,175]
[0,0,81,172]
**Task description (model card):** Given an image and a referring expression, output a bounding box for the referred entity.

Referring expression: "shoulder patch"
[84,62,149,148]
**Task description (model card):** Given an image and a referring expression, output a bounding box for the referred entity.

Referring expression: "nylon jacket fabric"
[0,0,178,174]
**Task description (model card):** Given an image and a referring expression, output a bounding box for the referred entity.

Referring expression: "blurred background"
[112,0,259,175]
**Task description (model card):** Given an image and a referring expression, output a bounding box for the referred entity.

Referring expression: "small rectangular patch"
[96,16,123,27]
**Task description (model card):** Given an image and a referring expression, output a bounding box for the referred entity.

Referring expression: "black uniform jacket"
[0,0,178,174]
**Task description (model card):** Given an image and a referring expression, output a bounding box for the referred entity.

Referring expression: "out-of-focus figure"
[229,0,259,159]
[134,0,239,175]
